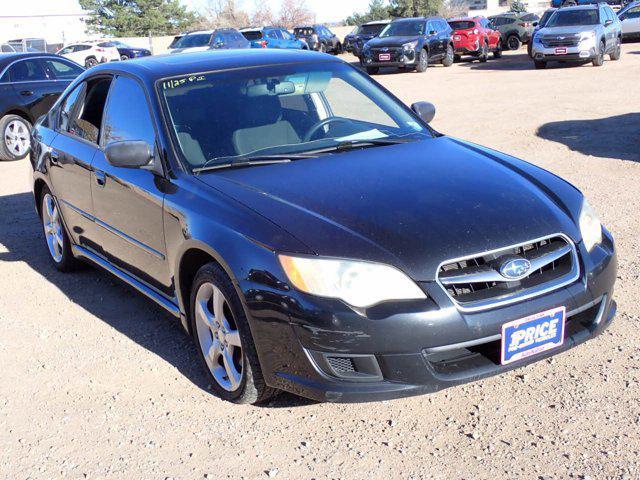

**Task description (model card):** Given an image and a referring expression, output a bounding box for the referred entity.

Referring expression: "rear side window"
[43,59,83,80]
[242,30,263,40]
[449,21,476,30]
[520,13,539,21]
[7,59,48,82]
[63,77,112,144]
[58,83,86,133]
[102,76,156,148]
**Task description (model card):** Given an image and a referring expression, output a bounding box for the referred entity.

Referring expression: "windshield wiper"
[304,137,414,155]
[192,153,316,174]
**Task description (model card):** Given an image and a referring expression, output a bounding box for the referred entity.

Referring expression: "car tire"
[534,60,547,69]
[0,114,31,161]
[120,54,129,61]
[506,35,521,51]
[190,262,278,405]
[85,57,99,68]
[40,186,79,272]
[366,66,379,75]
[479,42,489,62]
[494,41,503,58]
[442,44,454,67]
[592,41,605,66]
[334,42,343,55]
[416,48,429,72]
[610,37,621,60]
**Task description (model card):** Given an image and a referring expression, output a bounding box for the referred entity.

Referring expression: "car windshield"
[242,30,263,40]
[159,62,433,171]
[380,21,425,37]
[360,24,387,35]
[172,34,211,48]
[448,21,476,30]
[539,10,555,26]
[546,9,599,27]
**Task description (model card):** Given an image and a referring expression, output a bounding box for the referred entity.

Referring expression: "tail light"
[518,22,530,28]
[96,48,105,52]
[260,40,268,48]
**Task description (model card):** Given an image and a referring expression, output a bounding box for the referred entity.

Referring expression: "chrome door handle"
[94,170,106,187]
[20,90,34,96]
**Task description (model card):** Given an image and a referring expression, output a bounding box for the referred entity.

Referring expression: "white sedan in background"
[619,1,640,39]
[56,42,120,68]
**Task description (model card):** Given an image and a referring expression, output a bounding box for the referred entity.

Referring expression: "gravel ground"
[1,46,639,480]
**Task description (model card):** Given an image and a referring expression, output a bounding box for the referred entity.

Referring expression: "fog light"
[535,53,544,60]
[579,50,590,58]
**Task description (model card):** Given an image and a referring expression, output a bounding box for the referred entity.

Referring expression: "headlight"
[402,41,418,51]
[579,199,602,252]
[279,255,426,308]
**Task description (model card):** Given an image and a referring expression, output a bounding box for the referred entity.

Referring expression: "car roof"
[393,16,443,22]
[448,17,481,22]
[558,4,599,9]
[0,52,61,68]
[83,49,340,83]
[362,20,391,25]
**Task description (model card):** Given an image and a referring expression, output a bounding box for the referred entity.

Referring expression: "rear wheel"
[610,37,621,60]
[190,262,277,404]
[534,60,547,69]
[40,186,79,272]
[85,57,98,68]
[442,44,454,67]
[506,35,521,51]
[120,54,129,61]
[416,48,429,72]
[592,41,605,66]
[493,41,502,58]
[479,42,489,62]
[0,114,31,161]
[366,66,379,75]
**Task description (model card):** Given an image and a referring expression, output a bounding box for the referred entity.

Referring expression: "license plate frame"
[501,306,566,365]
[555,47,568,55]
[378,53,391,61]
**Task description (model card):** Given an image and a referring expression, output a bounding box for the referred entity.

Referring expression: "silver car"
[530,4,622,68]
[619,1,640,39]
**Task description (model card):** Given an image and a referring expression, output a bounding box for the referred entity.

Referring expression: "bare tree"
[197,0,250,28]
[250,0,275,27]
[277,0,316,29]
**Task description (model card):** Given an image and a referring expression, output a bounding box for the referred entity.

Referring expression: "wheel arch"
[1,108,33,124]
[33,178,49,217]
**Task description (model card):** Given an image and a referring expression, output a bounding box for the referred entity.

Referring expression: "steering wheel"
[303,117,352,142]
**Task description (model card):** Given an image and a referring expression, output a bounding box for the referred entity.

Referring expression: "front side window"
[66,77,112,143]
[43,59,84,80]
[58,83,86,133]
[160,62,433,168]
[7,59,48,82]
[380,21,426,37]
[102,76,156,147]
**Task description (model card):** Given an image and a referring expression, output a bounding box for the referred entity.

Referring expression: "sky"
[3,0,375,23]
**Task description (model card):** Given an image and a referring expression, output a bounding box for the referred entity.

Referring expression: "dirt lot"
[1,46,640,479]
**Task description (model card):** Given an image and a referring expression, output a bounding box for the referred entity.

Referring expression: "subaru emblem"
[500,258,532,280]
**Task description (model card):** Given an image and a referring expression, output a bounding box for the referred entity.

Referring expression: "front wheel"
[0,114,31,161]
[479,42,489,63]
[416,49,429,72]
[190,263,277,404]
[506,35,521,51]
[120,54,129,61]
[85,57,98,68]
[610,37,621,60]
[592,41,605,66]
[442,44,454,67]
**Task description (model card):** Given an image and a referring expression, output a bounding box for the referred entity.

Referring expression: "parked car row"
[56,40,151,68]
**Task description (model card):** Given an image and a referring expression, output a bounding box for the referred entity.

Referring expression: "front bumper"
[243,231,617,402]
[531,43,597,61]
[362,48,418,68]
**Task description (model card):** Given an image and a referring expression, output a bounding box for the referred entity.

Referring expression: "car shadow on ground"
[0,190,316,408]
[456,51,592,71]
[537,113,640,162]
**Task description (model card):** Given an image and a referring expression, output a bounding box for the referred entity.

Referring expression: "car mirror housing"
[604,19,613,27]
[532,21,539,27]
[105,140,154,169]
[411,101,436,124]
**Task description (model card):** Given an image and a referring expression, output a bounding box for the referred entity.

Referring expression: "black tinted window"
[8,59,48,82]
[103,76,155,147]
[59,83,86,133]
[43,59,83,80]
[67,78,112,143]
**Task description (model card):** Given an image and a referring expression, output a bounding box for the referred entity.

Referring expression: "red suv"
[448,17,502,62]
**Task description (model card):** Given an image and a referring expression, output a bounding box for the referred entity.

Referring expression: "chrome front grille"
[541,35,580,48]
[437,234,580,312]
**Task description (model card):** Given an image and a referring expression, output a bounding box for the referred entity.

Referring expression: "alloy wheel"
[42,193,64,263]
[194,282,243,392]
[4,120,29,158]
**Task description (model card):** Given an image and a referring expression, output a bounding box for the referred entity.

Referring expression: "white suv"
[56,42,120,68]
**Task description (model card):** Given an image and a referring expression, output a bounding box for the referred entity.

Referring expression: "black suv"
[31,50,617,405]
[293,25,342,53]
[344,20,391,57]
[0,53,83,161]
[361,17,454,74]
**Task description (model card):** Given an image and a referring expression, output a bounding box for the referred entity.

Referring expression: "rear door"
[427,21,443,58]
[7,58,60,121]
[90,74,170,293]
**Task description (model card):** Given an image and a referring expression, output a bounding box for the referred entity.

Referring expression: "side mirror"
[532,21,539,27]
[411,101,436,124]
[604,19,613,27]
[105,140,153,169]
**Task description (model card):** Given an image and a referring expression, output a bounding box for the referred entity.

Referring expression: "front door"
[90,74,170,293]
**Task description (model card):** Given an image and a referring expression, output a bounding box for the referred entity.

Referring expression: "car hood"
[366,36,422,48]
[537,26,588,36]
[197,137,581,281]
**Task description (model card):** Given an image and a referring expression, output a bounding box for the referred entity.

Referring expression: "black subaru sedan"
[30,50,617,404]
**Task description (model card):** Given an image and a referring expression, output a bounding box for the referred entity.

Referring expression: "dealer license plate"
[378,53,391,61]
[555,47,567,55]
[501,306,566,365]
